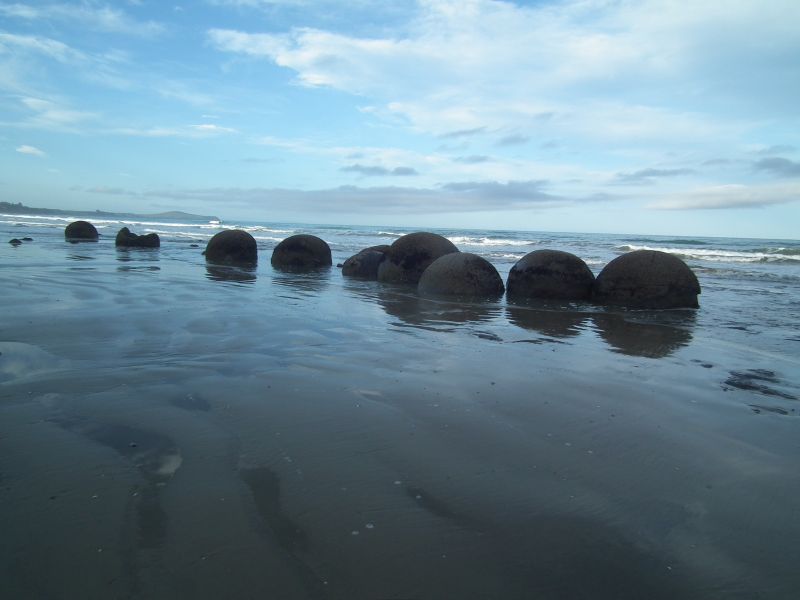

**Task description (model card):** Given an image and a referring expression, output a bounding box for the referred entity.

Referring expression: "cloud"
[0,2,165,36]
[454,155,490,164]
[156,82,219,107]
[16,96,97,130]
[496,134,529,147]
[615,167,696,184]
[90,178,576,214]
[0,32,85,63]
[190,123,238,134]
[111,124,238,138]
[341,164,418,176]
[754,144,796,155]
[15,144,45,157]
[753,157,800,178]
[207,28,288,57]
[441,180,558,205]
[206,0,800,140]
[438,127,486,139]
[652,183,800,210]
[0,4,40,19]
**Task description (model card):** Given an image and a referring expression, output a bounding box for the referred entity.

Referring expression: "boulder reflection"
[376,286,502,328]
[506,301,590,338]
[271,267,330,295]
[592,311,696,358]
[116,247,160,272]
[205,263,257,284]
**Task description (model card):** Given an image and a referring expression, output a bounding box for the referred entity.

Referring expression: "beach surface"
[2,219,799,599]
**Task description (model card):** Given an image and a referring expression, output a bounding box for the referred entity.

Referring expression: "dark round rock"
[507,250,595,301]
[115,227,160,248]
[205,229,257,265]
[9,238,22,246]
[342,245,390,279]
[64,220,98,241]
[271,234,332,270]
[418,252,504,298]
[377,232,459,285]
[593,250,700,309]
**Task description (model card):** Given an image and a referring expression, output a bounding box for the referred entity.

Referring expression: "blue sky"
[1,0,798,238]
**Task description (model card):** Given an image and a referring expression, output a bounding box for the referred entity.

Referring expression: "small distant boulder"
[593,250,700,309]
[418,252,504,298]
[377,232,459,285]
[8,238,22,246]
[205,229,257,265]
[342,245,390,279]
[115,227,160,248]
[64,220,98,241]
[271,234,332,270]
[507,250,595,301]
[22,237,33,241]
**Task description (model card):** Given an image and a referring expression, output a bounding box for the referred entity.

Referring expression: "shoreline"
[1,220,799,599]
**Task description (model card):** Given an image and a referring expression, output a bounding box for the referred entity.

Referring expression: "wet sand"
[1,238,799,599]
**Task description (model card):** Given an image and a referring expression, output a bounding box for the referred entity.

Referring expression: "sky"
[1,0,799,238]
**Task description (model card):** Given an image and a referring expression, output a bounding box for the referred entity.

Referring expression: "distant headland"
[0,201,220,223]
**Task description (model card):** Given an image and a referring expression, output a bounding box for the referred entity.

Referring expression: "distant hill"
[0,202,220,223]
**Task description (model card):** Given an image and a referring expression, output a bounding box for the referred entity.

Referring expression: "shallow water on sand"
[1,225,799,599]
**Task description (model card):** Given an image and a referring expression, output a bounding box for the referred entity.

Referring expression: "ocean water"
[2,211,799,599]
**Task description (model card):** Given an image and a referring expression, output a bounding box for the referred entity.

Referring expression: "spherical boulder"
[342,245,390,279]
[271,234,332,270]
[115,227,160,248]
[593,250,700,309]
[205,229,257,265]
[507,250,595,301]
[418,252,504,298]
[64,220,98,241]
[377,232,459,285]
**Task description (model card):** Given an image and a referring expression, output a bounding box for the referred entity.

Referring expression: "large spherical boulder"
[377,232,459,285]
[205,229,257,265]
[271,234,332,270]
[64,220,98,241]
[593,250,700,309]
[507,250,594,301]
[418,252,504,298]
[342,245,390,279]
[115,227,160,248]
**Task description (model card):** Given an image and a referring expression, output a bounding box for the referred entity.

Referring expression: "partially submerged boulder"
[377,232,459,285]
[271,234,332,270]
[8,238,22,246]
[342,245,390,279]
[64,220,98,241]
[418,252,504,298]
[593,250,700,309]
[115,227,160,248]
[507,250,594,301]
[205,229,257,265]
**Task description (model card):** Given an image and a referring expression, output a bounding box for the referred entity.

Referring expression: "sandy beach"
[1,222,799,599]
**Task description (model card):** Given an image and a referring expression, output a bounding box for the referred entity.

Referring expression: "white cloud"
[190,123,238,134]
[0,32,85,63]
[15,144,46,157]
[18,96,97,129]
[112,123,239,138]
[0,2,165,36]
[207,0,800,140]
[652,183,800,210]
[0,3,39,18]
